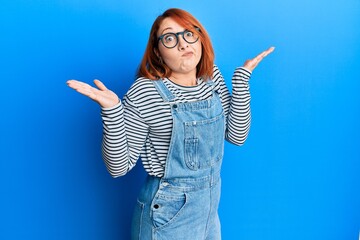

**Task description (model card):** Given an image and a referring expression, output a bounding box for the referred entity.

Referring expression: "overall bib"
[131,79,225,240]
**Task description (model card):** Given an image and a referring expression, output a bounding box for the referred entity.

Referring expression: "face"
[157,17,202,77]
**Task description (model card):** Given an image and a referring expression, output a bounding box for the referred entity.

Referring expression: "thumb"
[94,79,108,91]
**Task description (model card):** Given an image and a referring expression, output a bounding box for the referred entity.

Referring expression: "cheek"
[159,48,178,64]
[195,43,202,61]
[158,46,166,59]
[193,41,202,55]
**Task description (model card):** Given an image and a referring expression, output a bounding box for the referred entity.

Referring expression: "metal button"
[173,104,177,108]
[153,204,160,209]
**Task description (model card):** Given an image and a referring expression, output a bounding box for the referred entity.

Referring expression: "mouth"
[182,52,194,57]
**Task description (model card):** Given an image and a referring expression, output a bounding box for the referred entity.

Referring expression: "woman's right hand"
[67,79,119,108]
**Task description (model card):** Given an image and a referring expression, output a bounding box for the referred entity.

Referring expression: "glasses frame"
[158,27,200,49]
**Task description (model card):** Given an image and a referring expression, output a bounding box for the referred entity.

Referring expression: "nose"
[177,34,188,51]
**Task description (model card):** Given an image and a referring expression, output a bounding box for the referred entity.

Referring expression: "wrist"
[101,99,121,110]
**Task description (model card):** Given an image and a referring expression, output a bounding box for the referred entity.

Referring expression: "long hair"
[138,8,214,80]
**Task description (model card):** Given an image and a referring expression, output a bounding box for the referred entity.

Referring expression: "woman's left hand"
[243,46,275,72]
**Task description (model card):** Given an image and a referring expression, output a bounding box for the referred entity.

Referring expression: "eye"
[164,34,176,43]
[185,31,194,37]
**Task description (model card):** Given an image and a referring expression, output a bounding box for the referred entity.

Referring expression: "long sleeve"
[225,67,252,145]
[100,96,149,178]
[99,66,251,178]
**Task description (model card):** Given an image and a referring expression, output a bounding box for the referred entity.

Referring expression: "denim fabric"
[131,80,225,240]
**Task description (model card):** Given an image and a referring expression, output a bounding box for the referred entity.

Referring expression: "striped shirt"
[101,65,251,178]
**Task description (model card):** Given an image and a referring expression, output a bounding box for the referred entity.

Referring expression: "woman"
[67,8,274,240]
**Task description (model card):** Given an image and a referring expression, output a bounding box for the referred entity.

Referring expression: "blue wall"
[1,0,359,239]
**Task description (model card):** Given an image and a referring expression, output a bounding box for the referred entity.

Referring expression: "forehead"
[158,17,185,35]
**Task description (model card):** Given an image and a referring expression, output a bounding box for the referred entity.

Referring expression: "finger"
[66,79,84,90]
[66,79,81,87]
[259,46,275,59]
[67,80,101,100]
[72,85,100,101]
[67,80,92,91]
[261,46,275,58]
[93,79,108,91]
[253,46,275,63]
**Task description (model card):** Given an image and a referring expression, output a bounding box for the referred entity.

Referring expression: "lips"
[182,51,194,57]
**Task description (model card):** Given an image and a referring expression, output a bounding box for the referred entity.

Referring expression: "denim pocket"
[151,192,187,229]
[184,112,225,170]
[184,138,199,170]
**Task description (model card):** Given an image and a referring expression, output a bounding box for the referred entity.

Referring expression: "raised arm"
[226,47,275,145]
[67,79,148,177]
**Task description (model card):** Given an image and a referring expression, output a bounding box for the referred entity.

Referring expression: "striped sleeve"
[226,67,252,145]
[100,96,149,178]
[212,66,232,118]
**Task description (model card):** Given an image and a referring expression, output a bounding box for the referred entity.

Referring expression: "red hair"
[138,8,214,80]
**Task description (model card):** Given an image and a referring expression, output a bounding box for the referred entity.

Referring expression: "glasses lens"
[162,33,178,48]
[183,30,199,43]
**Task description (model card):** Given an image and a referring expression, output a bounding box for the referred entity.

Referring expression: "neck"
[169,71,197,87]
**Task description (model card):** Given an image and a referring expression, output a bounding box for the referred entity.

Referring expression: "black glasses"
[158,28,200,49]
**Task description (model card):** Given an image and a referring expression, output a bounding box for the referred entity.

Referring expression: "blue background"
[1,0,359,239]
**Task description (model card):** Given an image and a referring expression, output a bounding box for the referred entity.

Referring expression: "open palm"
[243,46,275,72]
[67,79,119,108]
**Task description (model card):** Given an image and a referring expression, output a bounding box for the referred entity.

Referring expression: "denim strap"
[152,79,175,102]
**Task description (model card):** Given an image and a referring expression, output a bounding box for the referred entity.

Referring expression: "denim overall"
[131,79,225,240]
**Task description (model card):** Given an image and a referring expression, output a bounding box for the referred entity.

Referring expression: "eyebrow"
[160,27,173,34]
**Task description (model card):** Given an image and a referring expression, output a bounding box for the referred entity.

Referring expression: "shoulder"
[211,64,226,87]
[209,64,231,96]
[126,77,159,100]
[212,64,224,82]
